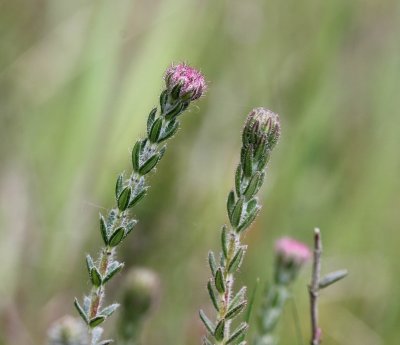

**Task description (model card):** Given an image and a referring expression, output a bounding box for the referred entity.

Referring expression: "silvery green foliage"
[47,316,89,345]
[74,64,206,345]
[200,108,280,345]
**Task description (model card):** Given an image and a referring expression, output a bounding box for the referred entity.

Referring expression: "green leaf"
[115,173,123,199]
[164,102,184,120]
[221,225,228,259]
[74,298,88,324]
[147,107,157,136]
[257,171,265,192]
[228,247,245,272]
[117,187,131,211]
[149,117,163,143]
[246,198,258,213]
[230,197,245,228]
[199,310,215,334]
[99,214,109,245]
[127,188,147,208]
[242,146,253,177]
[214,268,225,293]
[214,319,225,341]
[85,254,95,274]
[244,171,261,199]
[170,83,182,100]
[208,251,217,276]
[230,286,246,310]
[319,269,348,289]
[89,316,106,328]
[254,136,267,161]
[90,267,102,287]
[225,301,246,319]
[159,119,179,142]
[131,141,141,172]
[138,154,160,175]
[257,151,270,171]
[237,205,260,233]
[207,280,219,311]
[235,164,242,196]
[109,227,125,247]
[226,322,248,344]
[103,262,124,283]
[100,303,120,317]
[227,190,235,218]
[160,89,168,112]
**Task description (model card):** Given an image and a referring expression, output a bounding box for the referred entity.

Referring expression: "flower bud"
[164,63,207,101]
[243,108,281,150]
[47,316,88,345]
[274,237,311,285]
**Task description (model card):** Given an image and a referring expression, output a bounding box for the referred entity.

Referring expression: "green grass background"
[0,0,399,344]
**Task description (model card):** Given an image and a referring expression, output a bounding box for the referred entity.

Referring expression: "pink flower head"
[164,63,207,101]
[275,237,311,265]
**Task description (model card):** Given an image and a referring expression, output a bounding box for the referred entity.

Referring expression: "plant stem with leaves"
[199,108,281,345]
[74,63,206,345]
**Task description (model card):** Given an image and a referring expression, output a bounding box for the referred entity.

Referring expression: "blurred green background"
[1,0,399,344]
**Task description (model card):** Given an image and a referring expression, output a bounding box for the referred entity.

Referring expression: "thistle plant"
[254,237,311,345]
[73,63,206,345]
[199,108,281,345]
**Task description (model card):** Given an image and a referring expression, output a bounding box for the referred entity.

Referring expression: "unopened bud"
[243,108,281,150]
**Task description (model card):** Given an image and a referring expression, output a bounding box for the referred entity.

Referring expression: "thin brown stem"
[309,228,322,345]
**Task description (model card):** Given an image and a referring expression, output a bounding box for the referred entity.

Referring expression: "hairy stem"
[74,64,206,345]
[200,108,281,345]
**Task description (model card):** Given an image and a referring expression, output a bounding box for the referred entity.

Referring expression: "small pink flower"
[275,237,311,265]
[164,63,207,101]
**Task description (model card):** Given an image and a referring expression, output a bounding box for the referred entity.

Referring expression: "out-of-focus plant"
[47,316,88,345]
[117,267,160,345]
[199,108,281,345]
[73,63,206,345]
[253,237,311,345]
